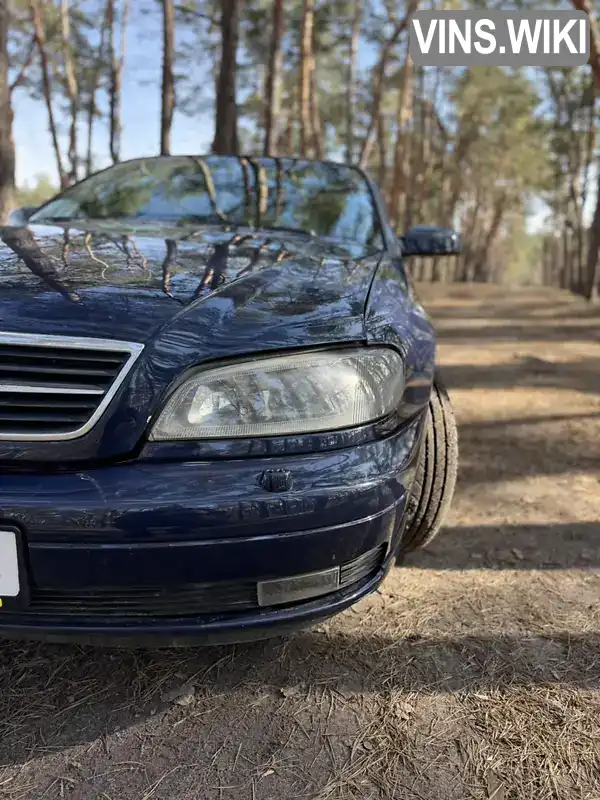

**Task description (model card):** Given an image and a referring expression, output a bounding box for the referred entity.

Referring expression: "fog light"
[257,566,341,607]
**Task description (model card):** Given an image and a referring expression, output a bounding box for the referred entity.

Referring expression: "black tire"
[398,375,458,555]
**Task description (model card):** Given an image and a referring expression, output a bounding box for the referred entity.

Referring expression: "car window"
[31,156,384,249]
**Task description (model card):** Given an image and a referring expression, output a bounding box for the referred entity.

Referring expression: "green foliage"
[16,174,58,208]
[503,223,544,286]
[452,67,552,202]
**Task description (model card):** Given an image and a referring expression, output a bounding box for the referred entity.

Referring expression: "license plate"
[257,566,340,607]
[0,530,20,597]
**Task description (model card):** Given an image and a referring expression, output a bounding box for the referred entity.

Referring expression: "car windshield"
[31,156,383,248]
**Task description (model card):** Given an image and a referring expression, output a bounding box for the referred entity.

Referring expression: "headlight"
[149,347,405,441]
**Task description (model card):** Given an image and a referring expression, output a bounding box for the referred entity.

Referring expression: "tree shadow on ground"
[406,521,600,570]
[455,412,600,484]
[1,623,600,768]
[423,301,600,323]
[433,324,600,344]
[439,357,600,396]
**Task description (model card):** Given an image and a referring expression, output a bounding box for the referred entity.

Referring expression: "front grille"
[22,545,387,620]
[0,332,144,440]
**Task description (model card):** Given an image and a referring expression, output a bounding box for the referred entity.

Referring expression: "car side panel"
[364,256,436,416]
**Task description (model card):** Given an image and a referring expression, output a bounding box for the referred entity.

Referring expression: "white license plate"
[0,530,20,597]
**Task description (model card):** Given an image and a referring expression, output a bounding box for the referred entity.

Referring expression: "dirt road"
[1,285,599,800]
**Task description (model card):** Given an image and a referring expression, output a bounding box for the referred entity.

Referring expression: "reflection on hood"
[1,227,81,302]
[0,222,375,305]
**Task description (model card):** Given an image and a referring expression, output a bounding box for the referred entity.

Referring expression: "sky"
[13,85,212,187]
[13,9,212,188]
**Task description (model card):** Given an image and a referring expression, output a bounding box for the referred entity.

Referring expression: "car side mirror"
[7,206,38,227]
[400,225,461,257]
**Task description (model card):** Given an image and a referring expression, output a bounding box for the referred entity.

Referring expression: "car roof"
[106,153,372,181]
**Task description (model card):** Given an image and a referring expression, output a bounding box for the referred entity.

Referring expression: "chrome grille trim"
[0,331,144,441]
[0,384,105,395]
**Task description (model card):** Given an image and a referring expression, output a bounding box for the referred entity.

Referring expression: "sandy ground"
[1,284,599,800]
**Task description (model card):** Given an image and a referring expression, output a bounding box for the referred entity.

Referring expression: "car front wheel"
[399,375,458,556]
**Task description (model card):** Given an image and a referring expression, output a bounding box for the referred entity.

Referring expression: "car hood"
[0,221,384,463]
[0,221,380,342]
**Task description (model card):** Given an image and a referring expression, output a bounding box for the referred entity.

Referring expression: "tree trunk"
[473,197,506,281]
[584,164,600,301]
[107,0,116,161]
[212,0,240,154]
[389,48,413,230]
[462,193,483,275]
[409,65,427,224]
[541,237,550,285]
[562,225,572,290]
[263,0,284,156]
[564,0,600,296]
[551,235,560,286]
[404,61,424,231]
[570,0,600,90]
[299,0,314,156]
[377,111,388,190]
[457,200,481,283]
[310,57,324,159]
[60,0,79,184]
[577,81,596,293]
[443,124,477,227]
[284,84,295,154]
[570,174,584,293]
[413,71,434,225]
[581,81,596,204]
[9,35,35,95]
[0,0,14,223]
[345,0,362,164]
[107,0,129,164]
[358,0,419,170]
[161,0,175,155]
[86,1,111,176]
[30,0,66,188]
[420,98,435,219]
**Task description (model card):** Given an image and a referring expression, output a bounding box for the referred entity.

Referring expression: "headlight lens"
[149,347,405,441]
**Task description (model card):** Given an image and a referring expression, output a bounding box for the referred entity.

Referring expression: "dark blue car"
[0,156,459,645]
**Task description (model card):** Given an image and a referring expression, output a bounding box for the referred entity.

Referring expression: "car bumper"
[0,418,422,645]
